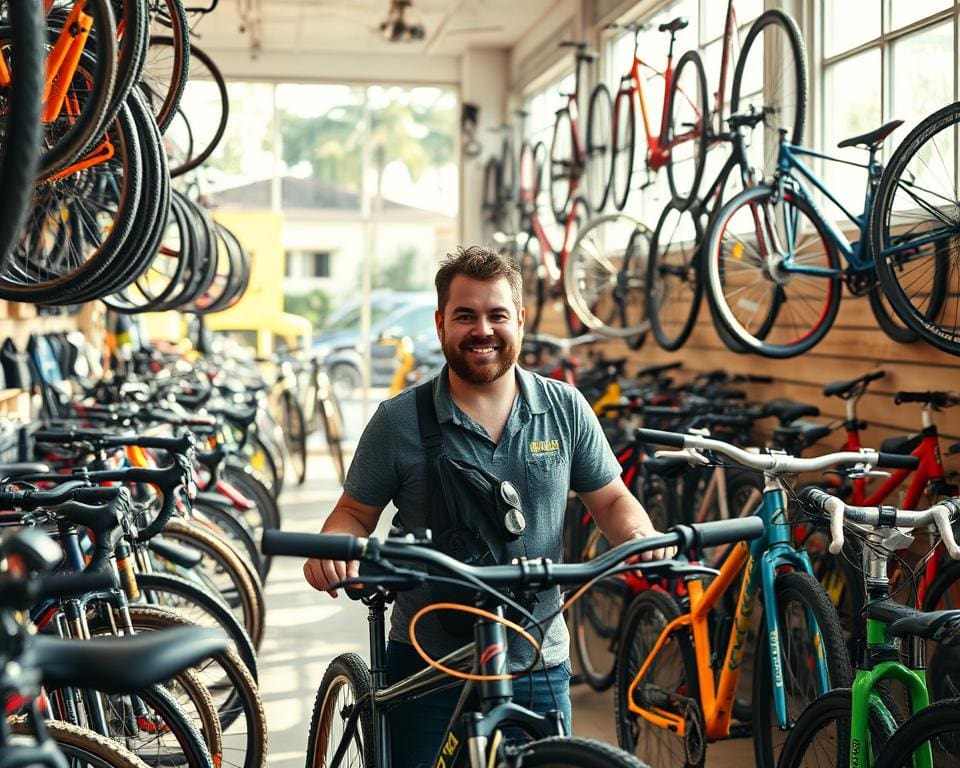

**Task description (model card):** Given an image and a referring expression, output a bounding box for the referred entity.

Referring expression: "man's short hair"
[435,246,523,314]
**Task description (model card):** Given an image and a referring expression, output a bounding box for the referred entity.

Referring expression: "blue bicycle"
[701,109,955,358]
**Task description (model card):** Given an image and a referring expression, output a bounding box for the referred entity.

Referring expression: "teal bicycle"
[778,487,960,768]
[701,108,956,358]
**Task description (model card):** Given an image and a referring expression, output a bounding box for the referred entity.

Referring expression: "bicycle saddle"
[659,16,688,33]
[837,119,904,150]
[773,420,832,453]
[761,398,820,425]
[823,370,886,400]
[0,462,52,479]
[29,627,228,694]
[888,610,960,641]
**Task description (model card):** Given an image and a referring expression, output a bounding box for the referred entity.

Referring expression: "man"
[304,246,668,768]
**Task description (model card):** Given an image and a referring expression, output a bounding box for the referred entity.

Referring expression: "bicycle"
[607,4,806,212]
[613,428,927,766]
[262,517,764,768]
[778,487,960,768]
[702,115,948,358]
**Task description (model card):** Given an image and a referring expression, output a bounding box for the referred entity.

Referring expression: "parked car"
[313,291,437,396]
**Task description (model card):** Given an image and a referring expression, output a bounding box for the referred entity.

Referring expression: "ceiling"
[188,0,560,60]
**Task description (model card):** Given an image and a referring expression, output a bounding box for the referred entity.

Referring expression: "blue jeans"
[385,640,572,768]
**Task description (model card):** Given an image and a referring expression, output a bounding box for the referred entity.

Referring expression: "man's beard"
[442,333,518,384]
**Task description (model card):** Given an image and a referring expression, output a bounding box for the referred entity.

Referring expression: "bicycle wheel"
[665,50,708,209]
[0,0,43,267]
[505,736,648,767]
[518,141,539,205]
[279,389,307,485]
[141,32,190,135]
[615,590,703,767]
[586,83,613,213]
[870,102,957,354]
[87,605,268,768]
[776,689,898,768]
[550,108,576,222]
[166,42,228,177]
[646,200,704,351]
[518,232,545,334]
[869,283,920,344]
[875,698,960,768]
[192,504,265,586]
[730,9,807,184]
[571,521,630,692]
[704,184,841,358]
[610,87,636,211]
[158,519,264,651]
[564,213,650,340]
[306,653,373,768]
[134,571,258,678]
[621,225,651,350]
[482,156,504,241]
[318,390,346,485]
[10,718,152,768]
[753,571,853,767]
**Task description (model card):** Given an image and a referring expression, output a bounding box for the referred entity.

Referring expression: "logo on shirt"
[529,438,560,454]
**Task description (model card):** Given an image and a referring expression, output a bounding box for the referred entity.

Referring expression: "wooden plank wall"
[532,289,960,480]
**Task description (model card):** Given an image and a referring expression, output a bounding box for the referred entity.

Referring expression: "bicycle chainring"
[844,269,876,297]
[684,700,707,765]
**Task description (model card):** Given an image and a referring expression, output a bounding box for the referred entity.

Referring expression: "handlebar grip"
[876,452,920,469]
[261,531,367,561]
[636,428,686,448]
[689,517,765,548]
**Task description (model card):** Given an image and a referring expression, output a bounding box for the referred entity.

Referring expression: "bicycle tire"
[306,653,373,768]
[10,718,153,768]
[222,462,282,539]
[730,9,807,183]
[86,605,268,768]
[506,736,649,767]
[610,87,636,211]
[665,50,708,209]
[753,570,853,767]
[927,642,960,704]
[869,283,920,344]
[159,519,265,651]
[775,688,898,768]
[499,136,516,207]
[615,589,703,767]
[134,571,258,679]
[168,41,228,177]
[142,32,191,134]
[318,391,346,485]
[193,503,265,586]
[280,389,307,485]
[518,232,545,334]
[646,199,704,351]
[621,225,651,350]
[562,196,592,336]
[704,184,841,358]
[875,698,960,768]
[870,102,957,354]
[0,0,43,267]
[564,212,650,340]
[482,155,503,238]
[585,83,613,213]
[571,522,630,692]
[518,141,538,204]
[549,108,576,223]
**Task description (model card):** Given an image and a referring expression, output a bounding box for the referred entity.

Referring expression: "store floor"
[261,393,753,767]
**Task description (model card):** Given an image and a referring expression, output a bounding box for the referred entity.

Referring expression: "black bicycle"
[263,516,764,768]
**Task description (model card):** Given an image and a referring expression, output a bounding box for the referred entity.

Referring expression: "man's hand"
[630,529,679,562]
[303,558,359,598]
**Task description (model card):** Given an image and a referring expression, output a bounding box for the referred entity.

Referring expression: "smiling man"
[303,245,665,768]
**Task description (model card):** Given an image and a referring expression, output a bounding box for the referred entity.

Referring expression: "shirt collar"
[434,364,550,422]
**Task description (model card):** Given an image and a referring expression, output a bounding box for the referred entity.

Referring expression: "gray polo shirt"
[343,364,621,670]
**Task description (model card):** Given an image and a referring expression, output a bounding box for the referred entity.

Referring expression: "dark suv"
[313,292,437,396]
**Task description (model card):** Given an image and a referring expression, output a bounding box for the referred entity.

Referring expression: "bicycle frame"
[626,480,828,738]
[337,596,565,768]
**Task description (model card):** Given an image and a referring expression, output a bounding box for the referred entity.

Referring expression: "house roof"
[211,176,437,214]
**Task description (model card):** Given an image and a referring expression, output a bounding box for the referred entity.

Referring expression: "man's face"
[436,275,524,385]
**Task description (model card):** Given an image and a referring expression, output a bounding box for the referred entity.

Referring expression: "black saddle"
[773,420,832,453]
[659,16,688,34]
[823,370,885,400]
[838,120,903,150]
[762,398,820,425]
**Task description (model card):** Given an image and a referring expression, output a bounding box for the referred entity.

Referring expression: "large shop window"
[820,1,956,218]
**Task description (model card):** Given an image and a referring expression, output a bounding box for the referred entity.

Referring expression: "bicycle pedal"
[728,723,753,739]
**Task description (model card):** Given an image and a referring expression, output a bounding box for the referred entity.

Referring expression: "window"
[818,1,957,218]
[285,250,332,278]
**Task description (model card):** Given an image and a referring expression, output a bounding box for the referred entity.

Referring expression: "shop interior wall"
[510,0,960,472]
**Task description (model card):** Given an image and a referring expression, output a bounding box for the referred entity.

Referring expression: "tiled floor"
[260,393,756,767]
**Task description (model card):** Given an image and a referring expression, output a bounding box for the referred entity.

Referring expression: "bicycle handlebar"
[636,428,921,474]
[262,518,765,591]
[798,487,960,559]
